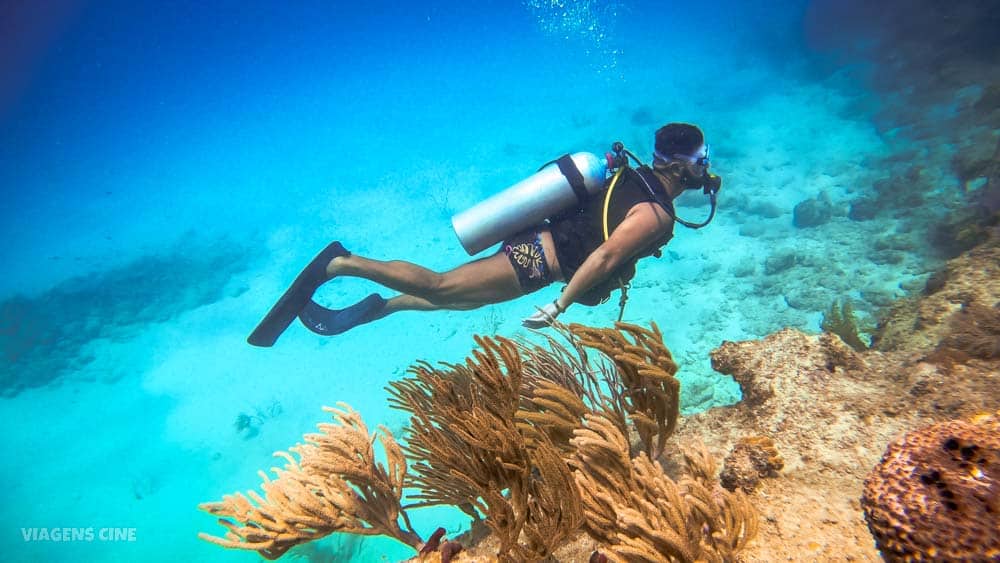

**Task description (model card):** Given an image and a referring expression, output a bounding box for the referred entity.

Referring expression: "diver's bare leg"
[327,251,524,305]
[381,294,483,314]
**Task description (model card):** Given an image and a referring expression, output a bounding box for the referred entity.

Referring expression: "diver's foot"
[247,241,350,347]
[298,294,388,336]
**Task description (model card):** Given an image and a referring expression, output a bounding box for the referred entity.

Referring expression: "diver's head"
[654,123,704,162]
[652,123,715,193]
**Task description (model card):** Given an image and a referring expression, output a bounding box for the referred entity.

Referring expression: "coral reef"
[719,436,784,494]
[691,332,999,559]
[977,138,1000,215]
[232,412,257,438]
[862,411,1000,562]
[934,299,1000,362]
[0,235,250,396]
[202,237,1000,562]
[569,323,681,458]
[417,527,463,562]
[929,210,994,259]
[952,136,1000,220]
[792,191,834,228]
[874,237,1000,353]
[286,536,362,563]
[199,405,418,559]
[386,335,584,561]
[571,413,757,563]
[805,1,1000,105]
[805,1,999,262]
[233,400,284,439]
[200,323,755,562]
[763,249,798,276]
[680,237,1000,561]
[820,298,869,352]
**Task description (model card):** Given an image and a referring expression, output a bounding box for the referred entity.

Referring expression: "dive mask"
[654,143,710,167]
[654,143,720,194]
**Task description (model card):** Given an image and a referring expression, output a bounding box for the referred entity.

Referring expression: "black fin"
[298,294,387,336]
[247,241,350,347]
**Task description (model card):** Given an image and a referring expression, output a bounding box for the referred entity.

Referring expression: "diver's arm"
[558,202,673,309]
[522,202,672,328]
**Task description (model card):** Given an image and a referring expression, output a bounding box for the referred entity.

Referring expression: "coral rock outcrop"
[875,241,1000,353]
[675,237,1000,561]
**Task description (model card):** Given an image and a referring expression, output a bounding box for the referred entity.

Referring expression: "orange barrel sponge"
[861,412,1000,562]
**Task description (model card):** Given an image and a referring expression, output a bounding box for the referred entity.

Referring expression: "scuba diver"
[248,123,721,347]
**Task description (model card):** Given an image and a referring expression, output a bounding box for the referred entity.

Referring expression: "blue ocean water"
[1,0,995,561]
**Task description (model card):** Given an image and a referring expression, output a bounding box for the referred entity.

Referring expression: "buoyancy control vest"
[549,166,675,306]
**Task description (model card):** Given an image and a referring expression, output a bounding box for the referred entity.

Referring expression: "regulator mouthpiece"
[703,172,722,195]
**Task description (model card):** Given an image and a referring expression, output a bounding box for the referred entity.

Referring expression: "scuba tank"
[451,152,610,255]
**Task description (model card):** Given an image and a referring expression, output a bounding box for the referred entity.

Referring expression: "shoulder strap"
[555,154,590,206]
[538,154,592,208]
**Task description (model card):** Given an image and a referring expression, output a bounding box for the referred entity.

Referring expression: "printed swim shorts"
[502,230,554,293]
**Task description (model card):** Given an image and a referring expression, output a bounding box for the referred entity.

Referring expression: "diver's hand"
[522,300,563,329]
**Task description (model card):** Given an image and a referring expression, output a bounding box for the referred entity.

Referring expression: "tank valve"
[606,141,628,170]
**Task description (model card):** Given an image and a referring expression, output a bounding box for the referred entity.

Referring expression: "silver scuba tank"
[451,152,610,255]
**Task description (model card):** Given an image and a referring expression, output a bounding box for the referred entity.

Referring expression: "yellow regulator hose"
[602,167,625,241]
